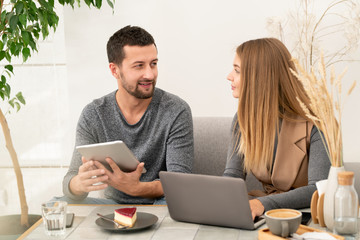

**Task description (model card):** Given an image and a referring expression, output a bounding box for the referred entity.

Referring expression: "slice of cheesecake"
[114,207,137,227]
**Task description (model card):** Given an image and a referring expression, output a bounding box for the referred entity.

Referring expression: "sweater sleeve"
[62,105,98,200]
[165,102,194,174]
[223,114,247,179]
[257,126,331,211]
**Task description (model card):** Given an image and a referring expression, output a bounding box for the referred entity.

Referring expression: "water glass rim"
[41,200,68,208]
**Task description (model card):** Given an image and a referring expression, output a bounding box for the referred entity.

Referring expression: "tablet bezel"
[76,140,146,173]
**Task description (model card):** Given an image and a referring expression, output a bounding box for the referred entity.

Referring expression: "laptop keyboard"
[254,215,264,223]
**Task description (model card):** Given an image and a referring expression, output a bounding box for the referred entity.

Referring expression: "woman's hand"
[249,199,265,219]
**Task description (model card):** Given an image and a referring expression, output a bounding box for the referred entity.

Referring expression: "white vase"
[323,166,345,230]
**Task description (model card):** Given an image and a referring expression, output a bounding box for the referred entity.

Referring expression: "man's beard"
[120,73,156,99]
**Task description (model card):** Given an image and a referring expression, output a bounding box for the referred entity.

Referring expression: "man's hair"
[107,25,156,65]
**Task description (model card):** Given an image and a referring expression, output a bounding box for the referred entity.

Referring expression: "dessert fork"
[96,213,129,229]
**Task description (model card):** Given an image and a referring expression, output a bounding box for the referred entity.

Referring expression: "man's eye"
[135,64,143,68]
[151,62,158,67]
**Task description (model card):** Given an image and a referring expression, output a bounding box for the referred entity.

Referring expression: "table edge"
[17,217,43,240]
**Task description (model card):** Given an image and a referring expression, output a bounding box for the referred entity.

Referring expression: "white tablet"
[76,140,146,173]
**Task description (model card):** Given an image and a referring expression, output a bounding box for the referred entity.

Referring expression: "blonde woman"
[224,38,331,219]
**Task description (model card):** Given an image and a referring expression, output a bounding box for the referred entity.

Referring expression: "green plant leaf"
[28,2,38,21]
[10,42,16,55]
[29,39,37,51]
[2,33,8,43]
[15,43,23,56]
[39,0,49,10]
[106,0,114,9]
[8,98,14,108]
[16,92,26,105]
[1,75,6,84]
[5,70,12,78]
[32,27,40,39]
[9,15,19,31]
[4,65,14,74]
[84,0,92,7]
[15,102,21,111]
[0,51,5,61]
[1,11,6,23]
[0,91,5,101]
[95,0,102,8]
[0,41,3,51]
[19,14,27,27]
[5,52,11,62]
[22,47,30,61]
[15,2,24,15]
[49,13,59,27]
[6,12,14,23]
[21,31,31,45]
[4,83,11,98]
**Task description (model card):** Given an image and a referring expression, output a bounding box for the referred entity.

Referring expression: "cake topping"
[115,207,137,217]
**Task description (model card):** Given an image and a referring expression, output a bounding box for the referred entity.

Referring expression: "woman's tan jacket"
[250,119,314,196]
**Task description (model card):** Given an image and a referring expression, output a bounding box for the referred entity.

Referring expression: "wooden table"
[18,205,346,240]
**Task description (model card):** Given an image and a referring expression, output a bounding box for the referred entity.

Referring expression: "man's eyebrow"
[131,58,158,65]
[132,61,145,65]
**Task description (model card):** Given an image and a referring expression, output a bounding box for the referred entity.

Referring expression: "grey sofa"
[192,117,360,195]
[192,117,263,192]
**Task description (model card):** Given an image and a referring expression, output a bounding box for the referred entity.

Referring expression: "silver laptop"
[159,171,265,230]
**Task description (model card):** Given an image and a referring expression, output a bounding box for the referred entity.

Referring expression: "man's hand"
[249,199,265,220]
[94,157,144,196]
[94,158,163,198]
[69,157,109,196]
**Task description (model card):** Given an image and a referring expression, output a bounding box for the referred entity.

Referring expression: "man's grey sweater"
[63,88,194,204]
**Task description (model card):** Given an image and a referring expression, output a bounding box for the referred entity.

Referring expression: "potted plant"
[291,55,356,230]
[0,0,113,237]
[266,0,359,230]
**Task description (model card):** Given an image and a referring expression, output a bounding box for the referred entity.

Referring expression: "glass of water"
[41,201,67,237]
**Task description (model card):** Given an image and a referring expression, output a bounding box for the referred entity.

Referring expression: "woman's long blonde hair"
[235,38,312,173]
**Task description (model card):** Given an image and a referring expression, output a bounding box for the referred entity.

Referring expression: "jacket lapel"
[271,119,308,191]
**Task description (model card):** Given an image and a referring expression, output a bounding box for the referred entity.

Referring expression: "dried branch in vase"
[267,0,360,72]
[290,54,356,167]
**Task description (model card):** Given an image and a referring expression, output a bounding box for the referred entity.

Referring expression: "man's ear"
[109,63,120,78]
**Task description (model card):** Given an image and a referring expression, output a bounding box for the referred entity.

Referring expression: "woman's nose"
[227,72,233,82]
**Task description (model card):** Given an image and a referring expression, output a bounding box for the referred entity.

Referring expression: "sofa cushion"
[192,117,232,176]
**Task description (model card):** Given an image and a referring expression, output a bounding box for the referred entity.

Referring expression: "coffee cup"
[264,209,302,237]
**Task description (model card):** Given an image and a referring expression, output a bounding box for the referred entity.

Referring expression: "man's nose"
[143,66,156,79]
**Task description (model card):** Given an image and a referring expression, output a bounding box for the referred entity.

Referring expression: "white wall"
[63,0,360,162]
[0,1,359,167]
[2,1,359,169]
[1,0,359,216]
